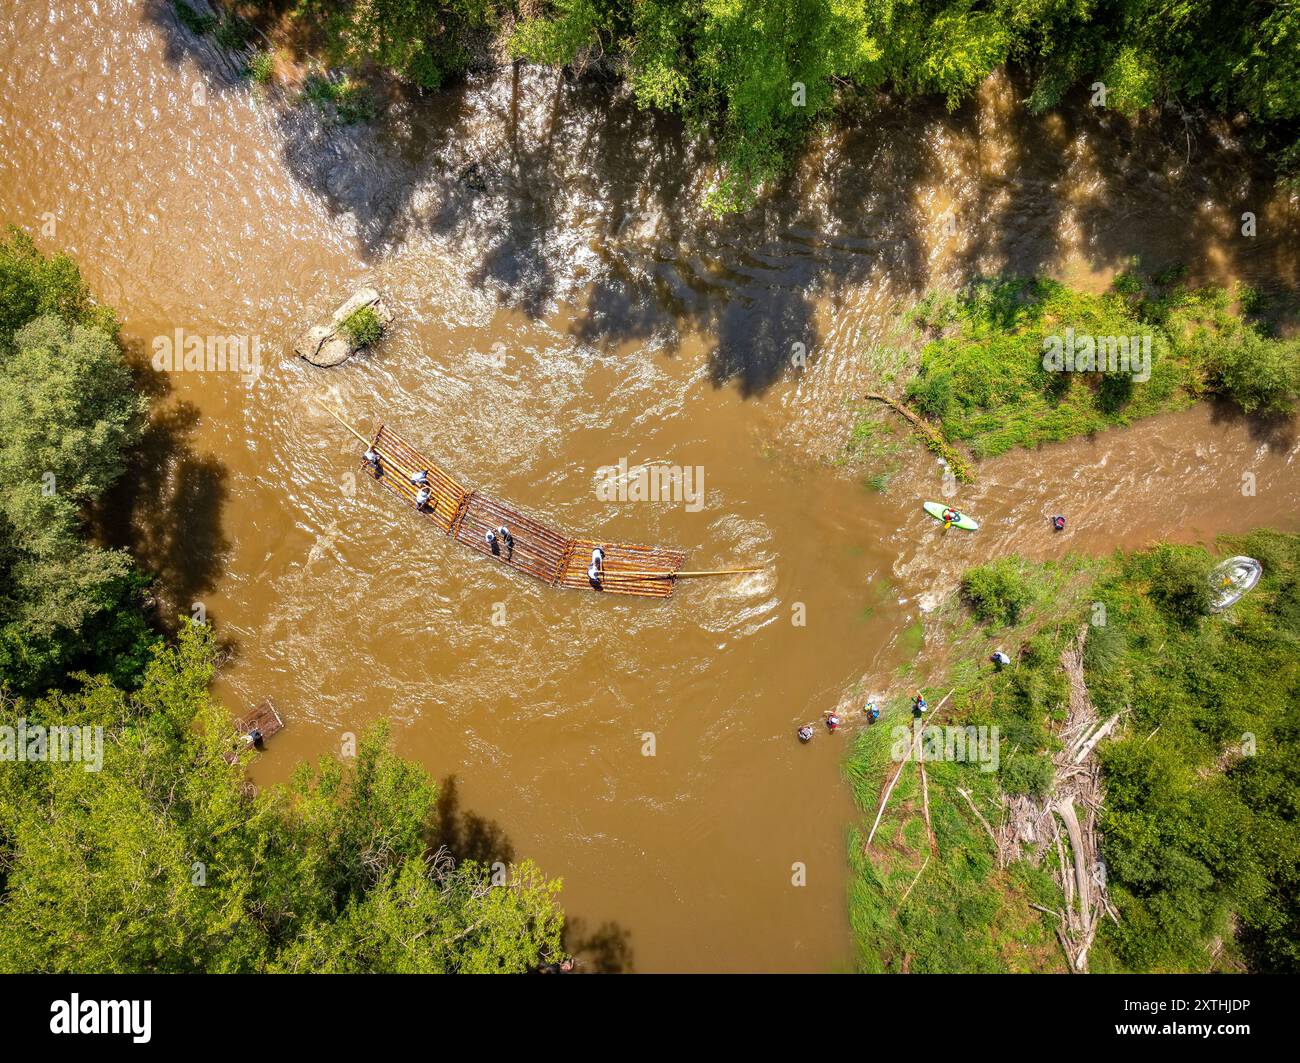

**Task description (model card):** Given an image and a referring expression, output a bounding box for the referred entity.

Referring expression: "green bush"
[340,304,383,348]
[1001,754,1053,799]
[961,558,1033,626]
[247,49,275,84]
[906,371,954,420]
[1205,329,1300,414]
[1142,545,1212,627]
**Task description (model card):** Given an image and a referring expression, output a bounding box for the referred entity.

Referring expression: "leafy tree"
[1141,544,1211,627]
[0,228,115,340]
[1203,329,1300,415]
[295,0,496,89]
[0,238,153,696]
[0,624,567,973]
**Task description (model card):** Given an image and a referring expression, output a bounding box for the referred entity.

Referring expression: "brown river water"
[2,1,1298,971]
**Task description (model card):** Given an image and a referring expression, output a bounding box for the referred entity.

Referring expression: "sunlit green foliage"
[339,304,383,347]
[850,533,1300,972]
[507,0,1300,209]
[0,232,154,696]
[903,275,1300,458]
[293,0,495,89]
[0,624,567,972]
[961,556,1035,626]
[251,1,1300,209]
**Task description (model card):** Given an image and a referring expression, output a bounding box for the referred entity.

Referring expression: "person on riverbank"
[912,691,927,717]
[991,650,1011,669]
[865,701,879,722]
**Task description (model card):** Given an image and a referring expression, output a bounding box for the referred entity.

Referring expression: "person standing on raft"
[364,447,381,475]
[587,546,605,585]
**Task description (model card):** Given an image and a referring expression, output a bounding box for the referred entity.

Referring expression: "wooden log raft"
[223,699,284,763]
[339,415,689,598]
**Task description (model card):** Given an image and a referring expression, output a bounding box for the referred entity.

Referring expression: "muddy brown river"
[3,1,1298,971]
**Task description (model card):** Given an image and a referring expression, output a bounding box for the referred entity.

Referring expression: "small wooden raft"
[356,421,686,598]
[224,699,284,763]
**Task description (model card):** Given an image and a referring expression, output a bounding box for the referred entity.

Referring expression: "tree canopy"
[0,623,566,972]
[0,230,154,695]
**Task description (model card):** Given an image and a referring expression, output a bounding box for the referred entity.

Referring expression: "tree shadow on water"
[140,3,1300,402]
[93,343,231,638]
[424,775,516,867]
[562,915,636,974]
[1206,394,1299,452]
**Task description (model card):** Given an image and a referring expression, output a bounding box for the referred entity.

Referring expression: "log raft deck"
[223,699,284,763]
[363,423,687,599]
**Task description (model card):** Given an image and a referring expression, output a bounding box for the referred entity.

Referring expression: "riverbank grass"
[890,275,1299,460]
[847,531,1300,972]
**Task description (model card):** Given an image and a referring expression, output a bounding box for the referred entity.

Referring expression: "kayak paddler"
[942,507,960,528]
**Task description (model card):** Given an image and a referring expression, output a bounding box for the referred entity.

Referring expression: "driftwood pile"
[993,624,1127,971]
[861,627,1128,971]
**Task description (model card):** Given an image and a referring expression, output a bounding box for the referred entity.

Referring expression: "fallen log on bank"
[863,393,974,484]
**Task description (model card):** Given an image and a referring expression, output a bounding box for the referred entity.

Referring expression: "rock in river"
[294,288,393,367]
